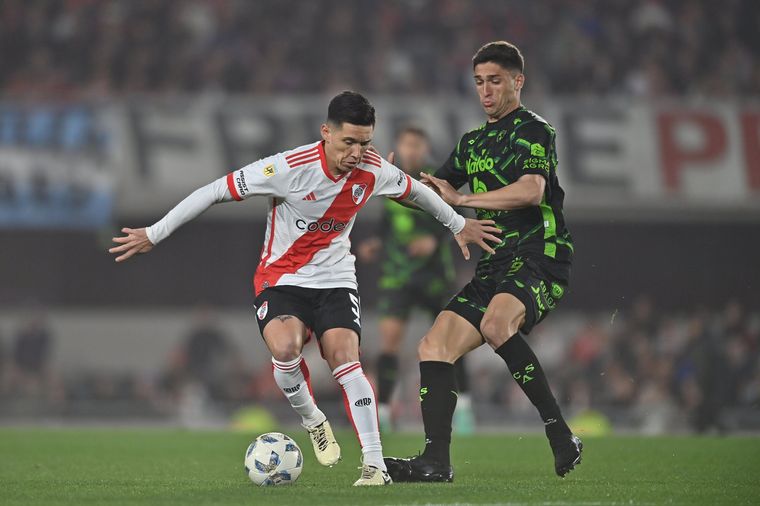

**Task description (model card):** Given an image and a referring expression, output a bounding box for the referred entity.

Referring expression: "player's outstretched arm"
[420,172,545,210]
[108,176,233,263]
[109,227,153,262]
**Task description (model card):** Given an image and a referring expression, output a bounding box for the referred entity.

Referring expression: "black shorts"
[445,256,569,335]
[377,288,448,320]
[376,271,451,320]
[377,286,447,320]
[253,285,362,339]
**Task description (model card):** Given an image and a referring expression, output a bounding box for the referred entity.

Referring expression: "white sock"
[333,361,386,471]
[272,356,326,428]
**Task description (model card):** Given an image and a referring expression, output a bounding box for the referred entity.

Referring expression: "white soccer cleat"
[303,420,341,466]
[353,464,392,486]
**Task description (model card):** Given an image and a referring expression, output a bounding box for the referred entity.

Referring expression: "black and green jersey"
[435,106,573,277]
[378,172,455,294]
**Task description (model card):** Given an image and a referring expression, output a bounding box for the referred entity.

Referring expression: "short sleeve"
[434,141,468,190]
[226,154,290,200]
[372,159,413,199]
[512,122,553,180]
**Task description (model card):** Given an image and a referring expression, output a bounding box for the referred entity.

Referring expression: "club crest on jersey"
[352,183,367,205]
[256,301,269,320]
[262,164,276,177]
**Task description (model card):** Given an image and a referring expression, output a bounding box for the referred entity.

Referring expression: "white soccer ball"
[244,432,303,486]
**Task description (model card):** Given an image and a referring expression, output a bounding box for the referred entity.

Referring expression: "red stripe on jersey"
[363,151,381,163]
[254,168,376,295]
[289,154,320,168]
[226,172,243,201]
[259,198,278,266]
[285,146,319,163]
[361,154,381,168]
[285,146,317,161]
[398,174,413,200]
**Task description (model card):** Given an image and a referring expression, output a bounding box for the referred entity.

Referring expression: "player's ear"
[320,123,331,144]
[514,72,525,91]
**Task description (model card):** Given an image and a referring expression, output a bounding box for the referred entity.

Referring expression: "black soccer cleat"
[550,434,583,477]
[384,455,454,483]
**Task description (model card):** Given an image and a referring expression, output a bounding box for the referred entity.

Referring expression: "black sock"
[419,361,457,465]
[376,353,399,404]
[494,333,571,440]
[453,356,469,394]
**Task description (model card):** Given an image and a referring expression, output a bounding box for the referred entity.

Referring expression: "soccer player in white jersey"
[109,91,501,486]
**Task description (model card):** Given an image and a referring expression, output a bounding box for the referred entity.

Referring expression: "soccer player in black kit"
[385,41,583,482]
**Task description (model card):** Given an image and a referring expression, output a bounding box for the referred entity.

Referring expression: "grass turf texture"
[1,429,758,505]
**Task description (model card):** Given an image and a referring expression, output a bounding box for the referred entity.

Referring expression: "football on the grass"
[244,432,303,486]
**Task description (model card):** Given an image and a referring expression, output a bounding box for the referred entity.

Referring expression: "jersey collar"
[485,105,525,130]
[318,141,347,183]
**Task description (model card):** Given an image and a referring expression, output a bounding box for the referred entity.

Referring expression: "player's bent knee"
[480,315,520,348]
[417,333,452,363]
[268,339,302,362]
[326,347,358,368]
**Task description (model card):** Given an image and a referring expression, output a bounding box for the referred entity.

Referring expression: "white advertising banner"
[2,97,758,225]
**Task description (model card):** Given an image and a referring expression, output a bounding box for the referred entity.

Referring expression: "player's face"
[321,122,373,174]
[474,62,524,122]
[395,132,430,174]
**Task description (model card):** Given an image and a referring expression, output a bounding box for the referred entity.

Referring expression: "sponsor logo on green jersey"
[466,152,495,175]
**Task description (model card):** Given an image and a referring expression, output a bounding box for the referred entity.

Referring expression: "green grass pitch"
[1,428,758,505]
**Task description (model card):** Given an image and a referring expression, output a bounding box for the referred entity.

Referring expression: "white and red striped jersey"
[226,141,413,295]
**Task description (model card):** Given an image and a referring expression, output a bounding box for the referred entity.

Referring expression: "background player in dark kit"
[358,126,474,433]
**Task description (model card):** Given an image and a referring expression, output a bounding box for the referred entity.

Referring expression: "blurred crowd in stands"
[2,298,758,433]
[1,0,758,99]
[478,298,760,434]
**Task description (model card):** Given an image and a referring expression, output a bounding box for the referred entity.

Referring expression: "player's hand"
[420,172,465,206]
[407,235,437,257]
[109,227,154,262]
[454,218,502,260]
[357,237,381,262]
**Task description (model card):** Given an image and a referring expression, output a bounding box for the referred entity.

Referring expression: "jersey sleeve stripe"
[286,147,319,163]
[289,154,321,168]
[362,152,382,164]
[361,157,381,168]
[286,152,319,165]
[398,174,413,200]
[285,145,318,158]
[226,172,243,201]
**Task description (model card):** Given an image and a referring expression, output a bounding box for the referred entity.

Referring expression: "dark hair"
[472,41,524,73]
[396,125,429,142]
[327,91,376,127]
